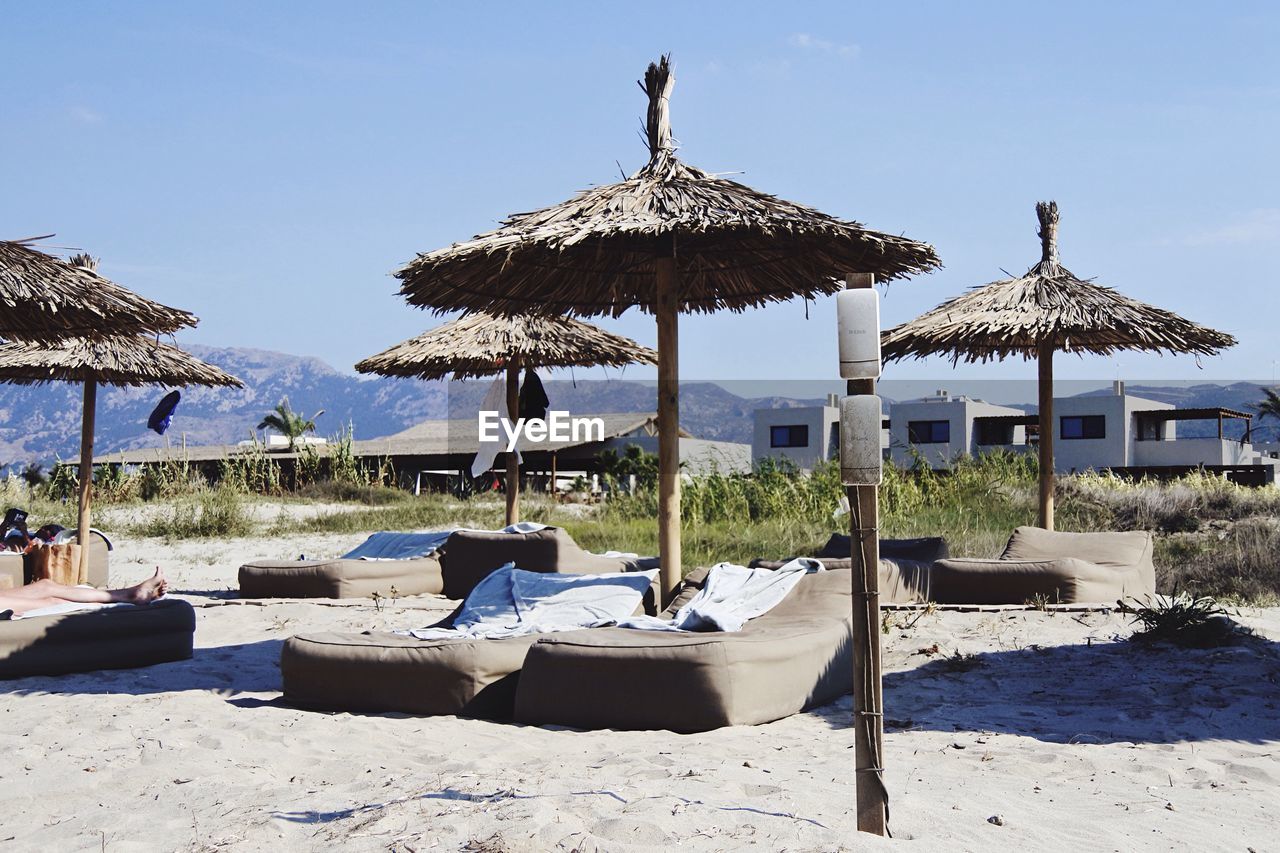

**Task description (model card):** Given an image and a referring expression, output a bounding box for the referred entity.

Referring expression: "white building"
[886,390,1027,469]
[751,395,892,471]
[882,382,1279,484]
[752,400,841,471]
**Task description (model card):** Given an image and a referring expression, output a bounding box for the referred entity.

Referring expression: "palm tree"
[1254,386,1280,440]
[258,398,324,450]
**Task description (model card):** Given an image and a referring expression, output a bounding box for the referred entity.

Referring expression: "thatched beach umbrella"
[0,240,196,342]
[395,56,940,601]
[356,312,657,524]
[0,335,242,580]
[882,201,1236,529]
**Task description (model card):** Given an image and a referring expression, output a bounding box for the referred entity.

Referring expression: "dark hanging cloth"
[147,390,181,435]
[518,368,550,421]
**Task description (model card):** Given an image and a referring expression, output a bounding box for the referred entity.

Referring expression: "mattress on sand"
[280,550,659,718]
[280,629,539,718]
[751,536,947,604]
[0,599,195,679]
[512,567,853,732]
[441,526,659,604]
[238,555,443,599]
[930,526,1156,605]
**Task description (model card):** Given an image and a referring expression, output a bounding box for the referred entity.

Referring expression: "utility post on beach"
[839,272,887,835]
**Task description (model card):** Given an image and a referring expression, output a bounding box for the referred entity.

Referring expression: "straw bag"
[27,543,85,586]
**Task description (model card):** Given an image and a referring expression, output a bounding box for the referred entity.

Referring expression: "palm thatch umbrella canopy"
[0,335,242,580]
[355,312,657,380]
[882,201,1236,529]
[395,55,940,603]
[356,312,656,524]
[0,240,196,342]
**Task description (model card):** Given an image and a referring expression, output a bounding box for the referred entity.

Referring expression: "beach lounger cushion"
[513,568,852,732]
[930,527,1155,604]
[749,536,949,571]
[0,598,195,679]
[748,537,945,604]
[441,527,660,611]
[238,556,443,599]
[280,630,540,718]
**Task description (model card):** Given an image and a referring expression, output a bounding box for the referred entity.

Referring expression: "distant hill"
[0,345,449,467]
[0,344,1271,467]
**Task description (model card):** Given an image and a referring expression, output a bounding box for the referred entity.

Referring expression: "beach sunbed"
[930,526,1155,605]
[440,526,660,606]
[512,566,852,732]
[0,599,195,679]
[278,531,659,718]
[750,535,947,604]
[238,531,446,599]
[280,629,541,718]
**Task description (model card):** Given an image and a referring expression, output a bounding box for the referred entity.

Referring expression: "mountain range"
[0,345,1272,468]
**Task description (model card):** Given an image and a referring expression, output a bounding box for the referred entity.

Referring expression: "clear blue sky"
[3,2,1276,384]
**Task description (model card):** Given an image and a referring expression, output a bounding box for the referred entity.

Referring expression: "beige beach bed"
[239,555,444,599]
[0,599,195,679]
[751,535,947,604]
[279,528,660,717]
[512,566,853,732]
[930,526,1155,605]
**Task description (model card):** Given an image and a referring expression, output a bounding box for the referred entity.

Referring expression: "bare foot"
[125,567,168,604]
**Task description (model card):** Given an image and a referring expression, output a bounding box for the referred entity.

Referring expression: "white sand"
[2,528,1278,852]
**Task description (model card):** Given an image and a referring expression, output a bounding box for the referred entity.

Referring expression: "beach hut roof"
[355,312,657,380]
[0,335,243,388]
[881,202,1237,364]
[396,56,941,318]
[0,240,197,341]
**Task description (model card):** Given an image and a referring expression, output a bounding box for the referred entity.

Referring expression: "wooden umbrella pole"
[845,272,886,835]
[505,360,520,525]
[655,242,681,605]
[77,379,97,583]
[1038,340,1055,530]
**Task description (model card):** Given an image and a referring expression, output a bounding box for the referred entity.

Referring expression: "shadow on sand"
[811,632,1280,745]
[1,638,286,697]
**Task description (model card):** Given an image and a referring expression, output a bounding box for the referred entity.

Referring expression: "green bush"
[135,487,253,539]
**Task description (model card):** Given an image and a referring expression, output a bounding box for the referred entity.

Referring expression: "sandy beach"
[0,524,1275,852]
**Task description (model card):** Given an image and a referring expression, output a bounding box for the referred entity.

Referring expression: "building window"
[975,420,1014,446]
[908,420,951,444]
[1061,415,1106,440]
[770,424,809,448]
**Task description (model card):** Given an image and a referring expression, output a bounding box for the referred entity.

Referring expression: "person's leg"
[0,592,63,615]
[4,568,167,607]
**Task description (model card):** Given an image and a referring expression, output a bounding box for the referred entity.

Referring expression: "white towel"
[470,375,523,477]
[619,558,820,632]
[405,565,657,640]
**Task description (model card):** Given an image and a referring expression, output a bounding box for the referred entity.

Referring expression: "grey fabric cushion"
[746,537,945,604]
[928,527,1156,604]
[281,630,540,718]
[0,599,195,679]
[441,527,659,613]
[1000,526,1150,571]
[512,569,852,732]
[238,556,443,599]
[817,534,950,562]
